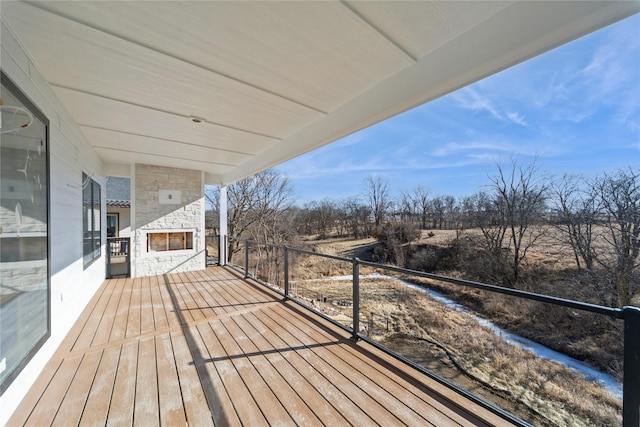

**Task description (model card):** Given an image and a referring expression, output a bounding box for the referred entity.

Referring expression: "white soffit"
[2,1,638,185]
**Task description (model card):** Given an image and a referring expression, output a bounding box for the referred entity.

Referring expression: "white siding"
[0,19,106,424]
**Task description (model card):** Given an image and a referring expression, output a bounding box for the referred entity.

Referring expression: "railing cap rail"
[230,235,624,319]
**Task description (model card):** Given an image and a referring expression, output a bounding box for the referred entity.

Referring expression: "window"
[83,174,101,267]
[147,231,193,252]
[107,213,118,238]
[0,71,50,395]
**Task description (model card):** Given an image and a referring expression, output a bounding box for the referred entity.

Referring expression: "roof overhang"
[2,1,638,185]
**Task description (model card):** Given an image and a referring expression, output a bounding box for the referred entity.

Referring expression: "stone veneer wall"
[133,164,204,277]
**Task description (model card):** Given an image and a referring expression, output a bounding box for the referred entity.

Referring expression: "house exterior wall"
[132,164,205,277]
[0,20,106,424]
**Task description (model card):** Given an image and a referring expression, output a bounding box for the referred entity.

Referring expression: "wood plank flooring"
[7,267,516,426]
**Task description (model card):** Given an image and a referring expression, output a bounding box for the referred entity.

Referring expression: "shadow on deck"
[8,266,516,426]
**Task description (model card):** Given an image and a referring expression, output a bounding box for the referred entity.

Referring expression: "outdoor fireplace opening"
[146,231,193,252]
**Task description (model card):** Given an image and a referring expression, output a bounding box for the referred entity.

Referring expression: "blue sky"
[275,13,640,206]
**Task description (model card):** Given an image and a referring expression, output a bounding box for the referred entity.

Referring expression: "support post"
[623,306,640,427]
[106,241,111,279]
[217,235,221,266]
[219,185,227,265]
[125,238,131,277]
[283,246,289,300]
[352,258,360,342]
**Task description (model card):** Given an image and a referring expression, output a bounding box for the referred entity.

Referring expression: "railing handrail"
[358,259,624,318]
[230,236,622,318]
[223,235,639,427]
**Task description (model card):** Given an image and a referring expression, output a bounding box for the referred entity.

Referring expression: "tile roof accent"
[106,199,130,208]
[106,176,130,202]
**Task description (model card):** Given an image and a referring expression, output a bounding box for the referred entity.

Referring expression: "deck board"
[91,278,125,347]
[133,336,159,426]
[247,307,380,426]
[50,351,102,427]
[70,278,115,352]
[139,277,156,336]
[125,277,142,338]
[261,305,405,426]
[181,327,236,427]
[155,333,188,426]
[78,346,120,427]
[271,304,454,426]
[23,357,81,427]
[106,342,137,427]
[7,266,516,427]
[110,278,134,343]
[232,313,348,425]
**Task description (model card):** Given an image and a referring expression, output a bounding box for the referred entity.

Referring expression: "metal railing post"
[623,306,640,427]
[106,240,111,278]
[352,257,360,342]
[284,246,289,300]
[244,239,249,278]
[126,238,131,277]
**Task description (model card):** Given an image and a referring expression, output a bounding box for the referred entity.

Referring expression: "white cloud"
[430,140,521,157]
[506,112,527,126]
[453,87,502,120]
[453,87,528,127]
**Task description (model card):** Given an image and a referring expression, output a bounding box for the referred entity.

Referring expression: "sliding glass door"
[0,72,50,394]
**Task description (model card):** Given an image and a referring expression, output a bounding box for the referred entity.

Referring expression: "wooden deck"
[8,266,515,426]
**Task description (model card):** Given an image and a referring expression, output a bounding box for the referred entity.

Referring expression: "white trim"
[130,163,136,277]
[219,185,227,265]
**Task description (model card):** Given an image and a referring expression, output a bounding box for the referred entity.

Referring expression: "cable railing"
[224,235,638,427]
[205,234,220,266]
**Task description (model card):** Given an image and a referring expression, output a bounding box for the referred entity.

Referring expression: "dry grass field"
[277,232,627,426]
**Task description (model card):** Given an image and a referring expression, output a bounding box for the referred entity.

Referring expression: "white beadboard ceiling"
[2,1,638,185]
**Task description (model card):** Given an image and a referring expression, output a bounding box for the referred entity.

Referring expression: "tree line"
[206,162,639,308]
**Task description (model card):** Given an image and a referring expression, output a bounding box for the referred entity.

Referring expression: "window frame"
[107,213,119,238]
[82,173,101,268]
[0,70,51,396]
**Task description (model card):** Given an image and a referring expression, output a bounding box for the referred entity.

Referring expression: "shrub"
[377,222,420,244]
[371,222,420,264]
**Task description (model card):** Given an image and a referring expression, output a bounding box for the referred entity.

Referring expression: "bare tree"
[398,190,417,226]
[427,195,456,230]
[295,203,315,235]
[470,190,508,257]
[442,195,457,229]
[429,196,444,229]
[400,185,431,229]
[592,168,640,307]
[365,175,392,229]
[460,194,479,229]
[300,199,337,238]
[549,174,598,270]
[249,171,295,244]
[413,186,431,230]
[204,185,220,234]
[488,159,548,283]
[222,169,295,262]
[318,199,338,238]
[342,197,371,238]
